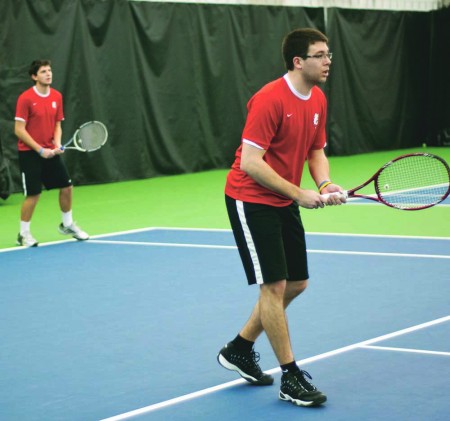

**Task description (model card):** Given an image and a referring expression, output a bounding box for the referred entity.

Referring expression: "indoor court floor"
[1,227,449,420]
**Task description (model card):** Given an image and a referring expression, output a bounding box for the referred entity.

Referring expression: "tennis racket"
[61,121,108,152]
[322,153,450,210]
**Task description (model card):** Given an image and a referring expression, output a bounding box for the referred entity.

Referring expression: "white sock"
[62,210,73,227]
[20,221,31,234]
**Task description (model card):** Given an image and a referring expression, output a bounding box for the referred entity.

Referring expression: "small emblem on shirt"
[313,113,319,126]
[287,113,293,118]
[52,101,57,109]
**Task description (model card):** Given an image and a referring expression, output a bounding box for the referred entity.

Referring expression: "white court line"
[99,315,450,421]
[306,231,450,241]
[361,345,450,357]
[308,249,450,259]
[2,227,449,254]
[87,239,236,249]
[87,239,450,259]
[104,226,450,241]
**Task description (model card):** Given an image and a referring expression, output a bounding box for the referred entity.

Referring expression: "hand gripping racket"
[61,121,108,152]
[322,153,450,210]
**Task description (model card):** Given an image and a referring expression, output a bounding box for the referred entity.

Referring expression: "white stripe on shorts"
[236,200,264,284]
[21,172,27,196]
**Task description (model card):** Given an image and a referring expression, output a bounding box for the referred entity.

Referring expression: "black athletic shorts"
[225,194,309,285]
[18,150,72,196]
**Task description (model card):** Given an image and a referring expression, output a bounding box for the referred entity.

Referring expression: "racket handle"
[320,191,348,201]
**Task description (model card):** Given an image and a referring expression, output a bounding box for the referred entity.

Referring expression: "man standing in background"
[15,59,88,247]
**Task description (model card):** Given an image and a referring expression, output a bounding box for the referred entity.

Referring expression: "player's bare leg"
[239,279,308,342]
[59,185,72,213]
[21,194,40,222]
[259,280,294,364]
[17,195,40,246]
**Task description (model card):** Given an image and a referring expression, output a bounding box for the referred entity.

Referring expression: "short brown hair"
[28,60,51,77]
[282,28,328,71]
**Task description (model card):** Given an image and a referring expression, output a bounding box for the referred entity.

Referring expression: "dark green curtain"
[326,8,433,155]
[127,2,322,176]
[428,6,450,146]
[0,0,448,193]
[0,0,321,192]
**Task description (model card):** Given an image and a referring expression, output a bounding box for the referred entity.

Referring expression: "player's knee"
[289,279,308,298]
[261,279,286,298]
[25,194,41,203]
[60,185,73,196]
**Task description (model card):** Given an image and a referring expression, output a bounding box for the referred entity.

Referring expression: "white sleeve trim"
[243,139,265,150]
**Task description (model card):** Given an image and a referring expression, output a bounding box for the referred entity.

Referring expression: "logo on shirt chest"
[285,112,320,126]
[30,99,58,118]
[313,113,319,126]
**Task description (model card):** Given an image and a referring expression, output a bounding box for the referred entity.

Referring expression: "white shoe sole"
[279,390,327,406]
[217,353,259,383]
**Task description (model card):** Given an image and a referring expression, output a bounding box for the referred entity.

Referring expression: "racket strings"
[76,122,107,151]
[376,155,450,209]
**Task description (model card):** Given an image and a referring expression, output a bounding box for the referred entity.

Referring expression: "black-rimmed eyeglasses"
[304,52,333,61]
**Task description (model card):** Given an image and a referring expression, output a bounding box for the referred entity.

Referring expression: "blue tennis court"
[0,228,449,420]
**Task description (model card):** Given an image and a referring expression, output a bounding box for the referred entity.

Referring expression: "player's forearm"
[242,157,326,209]
[14,125,42,153]
[307,150,331,187]
[241,157,301,201]
[53,124,62,147]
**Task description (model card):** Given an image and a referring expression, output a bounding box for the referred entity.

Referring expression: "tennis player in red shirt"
[218,28,345,407]
[15,60,88,247]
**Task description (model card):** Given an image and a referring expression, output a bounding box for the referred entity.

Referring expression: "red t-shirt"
[225,75,327,206]
[15,86,64,151]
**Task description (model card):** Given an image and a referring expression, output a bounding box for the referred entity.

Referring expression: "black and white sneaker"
[217,342,274,385]
[279,369,327,406]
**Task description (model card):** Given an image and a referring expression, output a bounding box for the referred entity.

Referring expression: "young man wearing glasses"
[217,28,344,407]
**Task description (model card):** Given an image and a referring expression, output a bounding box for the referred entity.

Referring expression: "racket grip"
[320,191,348,201]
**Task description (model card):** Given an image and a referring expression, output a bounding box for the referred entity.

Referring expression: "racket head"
[374,153,450,210]
[73,121,108,152]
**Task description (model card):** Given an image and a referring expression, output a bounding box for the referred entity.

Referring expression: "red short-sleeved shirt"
[225,74,327,207]
[15,86,64,151]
